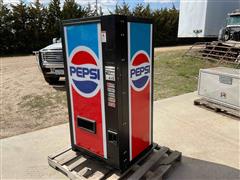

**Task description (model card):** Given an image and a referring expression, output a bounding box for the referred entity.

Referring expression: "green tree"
[62,0,87,19]
[10,0,30,53]
[132,3,151,18]
[46,0,61,39]
[112,2,132,16]
[78,5,90,17]
[0,0,3,9]
[85,3,95,17]
[152,6,179,46]
[28,0,48,50]
[0,1,180,55]
[0,0,13,54]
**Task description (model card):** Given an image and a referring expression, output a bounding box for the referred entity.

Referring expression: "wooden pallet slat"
[128,147,169,180]
[152,164,171,180]
[77,167,92,177]
[88,170,105,180]
[58,151,79,165]
[68,156,86,171]
[160,151,182,165]
[152,151,182,180]
[194,98,240,118]
[48,144,181,180]
[49,147,71,159]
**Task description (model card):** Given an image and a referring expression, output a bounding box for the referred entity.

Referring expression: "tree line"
[0,0,179,55]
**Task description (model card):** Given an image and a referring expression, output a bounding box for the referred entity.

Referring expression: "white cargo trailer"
[198,67,240,110]
[178,0,240,38]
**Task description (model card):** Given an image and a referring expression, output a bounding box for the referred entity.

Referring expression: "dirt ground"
[155,45,192,52]
[0,46,192,139]
[0,55,68,139]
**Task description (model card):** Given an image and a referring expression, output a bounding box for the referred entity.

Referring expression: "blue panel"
[133,76,149,88]
[66,23,99,58]
[130,23,151,60]
[73,79,98,94]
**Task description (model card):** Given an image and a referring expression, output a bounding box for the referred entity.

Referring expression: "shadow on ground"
[52,80,66,91]
[194,105,240,121]
[168,156,239,180]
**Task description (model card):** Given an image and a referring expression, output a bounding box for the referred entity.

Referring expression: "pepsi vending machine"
[62,15,153,172]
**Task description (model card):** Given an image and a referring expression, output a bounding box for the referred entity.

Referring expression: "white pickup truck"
[35,40,64,84]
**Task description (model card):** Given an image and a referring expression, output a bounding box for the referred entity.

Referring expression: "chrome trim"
[44,68,65,75]
[42,62,64,69]
[33,51,43,72]
[40,48,63,64]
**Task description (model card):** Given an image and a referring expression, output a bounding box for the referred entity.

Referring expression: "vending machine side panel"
[128,22,153,160]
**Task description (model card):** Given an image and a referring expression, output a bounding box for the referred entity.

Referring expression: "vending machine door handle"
[107,130,118,145]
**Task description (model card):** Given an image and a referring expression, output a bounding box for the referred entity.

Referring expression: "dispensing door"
[63,22,107,158]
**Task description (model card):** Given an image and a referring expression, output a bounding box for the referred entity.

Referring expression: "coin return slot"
[77,117,96,134]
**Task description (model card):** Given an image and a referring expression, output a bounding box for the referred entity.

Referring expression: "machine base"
[48,143,181,179]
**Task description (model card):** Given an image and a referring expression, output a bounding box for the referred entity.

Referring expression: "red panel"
[131,83,150,159]
[72,86,104,157]
[72,51,97,65]
[132,53,149,66]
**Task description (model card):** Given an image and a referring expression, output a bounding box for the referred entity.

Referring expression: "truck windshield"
[227,16,240,26]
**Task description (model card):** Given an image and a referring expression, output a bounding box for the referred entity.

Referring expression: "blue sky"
[100,0,180,13]
[3,0,180,12]
[127,0,180,10]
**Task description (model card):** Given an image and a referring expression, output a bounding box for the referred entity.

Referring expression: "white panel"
[64,27,76,145]
[178,0,240,38]
[178,0,207,38]
[98,23,107,159]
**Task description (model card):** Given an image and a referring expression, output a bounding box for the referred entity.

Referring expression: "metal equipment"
[198,67,240,110]
[62,15,154,172]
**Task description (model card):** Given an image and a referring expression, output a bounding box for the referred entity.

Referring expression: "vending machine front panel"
[63,22,107,158]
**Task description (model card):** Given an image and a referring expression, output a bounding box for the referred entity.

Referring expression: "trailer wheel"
[44,76,60,85]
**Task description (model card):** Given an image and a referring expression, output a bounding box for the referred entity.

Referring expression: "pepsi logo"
[69,46,101,98]
[130,51,150,91]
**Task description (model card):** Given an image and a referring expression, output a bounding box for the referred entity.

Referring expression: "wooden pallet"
[194,98,240,118]
[48,144,181,180]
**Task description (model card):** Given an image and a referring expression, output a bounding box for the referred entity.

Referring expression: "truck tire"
[44,76,60,85]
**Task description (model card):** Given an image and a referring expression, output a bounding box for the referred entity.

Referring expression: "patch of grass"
[18,50,233,110]
[19,92,67,119]
[154,50,232,100]
[21,94,54,109]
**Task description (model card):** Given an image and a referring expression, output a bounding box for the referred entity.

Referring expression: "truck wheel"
[44,76,60,85]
